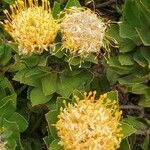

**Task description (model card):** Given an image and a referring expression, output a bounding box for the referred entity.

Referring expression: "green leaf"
[9,55,26,71]
[106,91,118,102]
[30,87,52,106]
[3,0,15,4]
[56,97,71,110]
[57,70,92,98]
[124,0,141,27]
[145,87,150,98]
[145,119,150,126]
[106,68,119,84]
[131,84,149,95]
[129,134,136,149]
[0,100,15,119]
[106,24,136,52]
[42,73,57,96]
[65,0,81,8]
[0,45,12,66]
[24,67,45,78]
[0,44,4,58]
[119,75,147,85]
[136,28,150,46]
[52,2,61,18]
[43,135,55,148]
[109,57,134,75]
[49,139,63,150]
[3,118,24,150]
[140,47,150,69]
[138,1,150,26]
[139,97,150,107]
[123,116,146,130]
[38,55,49,66]
[66,56,81,66]
[121,122,136,138]
[46,110,59,139]
[0,77,15,94]
[133,50,148,67]
[84,53,98,64]
[1,93,17,107]
[21,55,41,67]
[142,136,150,150]
[72,89,84,99]
[141,0,150,9]
[1,130,13,139]
[22,138,42,150]
[8,112,28,132]
[57,75,81,98]
[90,75,110,94]
[120,138,131,150]
[119,22,141,45]
[119,39,136,53]
[52,49,64,58]
[46,97,57,110]
[13,68,46,87]
[119,54,134,66]
[0,87,6,100]
[5,137,17,150]
[107,24,120,42]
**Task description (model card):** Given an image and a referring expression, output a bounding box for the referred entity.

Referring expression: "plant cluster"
[0,0,149,150]
[107,0,150,107]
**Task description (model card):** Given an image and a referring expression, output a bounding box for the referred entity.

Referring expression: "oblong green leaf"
[30,87,52,106]
[65,0,81,8]
[121,122,136,139]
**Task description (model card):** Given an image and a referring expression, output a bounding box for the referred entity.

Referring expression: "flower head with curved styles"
[0,128,7,150]
[0,134,6,150]
[56,91,123,150]
[2,0,59,55]
[61,7,107,58]
[0,141,6,150]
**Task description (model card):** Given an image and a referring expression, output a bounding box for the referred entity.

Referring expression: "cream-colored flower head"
[61,7,107,58]
[56,91,123,150]
[2,0,59,55]
[0,140,6,150]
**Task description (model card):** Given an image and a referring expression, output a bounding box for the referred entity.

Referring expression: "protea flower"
[0,139,6,150]
[56,91,123,150]
[2,0,59,55]
[60,7,107,58]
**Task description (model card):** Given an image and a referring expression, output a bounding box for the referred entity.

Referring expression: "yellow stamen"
[56,91,123,150]
[2,0,59,55]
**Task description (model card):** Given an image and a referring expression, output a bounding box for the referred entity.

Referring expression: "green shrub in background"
[106,0,150,149]
[0,76,28,149]
[107,0,150,106]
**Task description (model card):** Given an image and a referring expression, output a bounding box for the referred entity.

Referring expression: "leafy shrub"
[0,76,28,149]
[107,0,150,107]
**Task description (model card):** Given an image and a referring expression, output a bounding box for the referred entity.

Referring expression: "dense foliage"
[0,0,149,150]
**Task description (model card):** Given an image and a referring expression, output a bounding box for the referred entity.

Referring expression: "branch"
[120,105,143,110]
[136,129,150,135]
[120,105,145,118]
[96,0,116,9]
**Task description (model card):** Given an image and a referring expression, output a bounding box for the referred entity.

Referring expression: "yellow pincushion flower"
[2,0,59,55]
[60,7,107,58]
[56,92,123,150]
